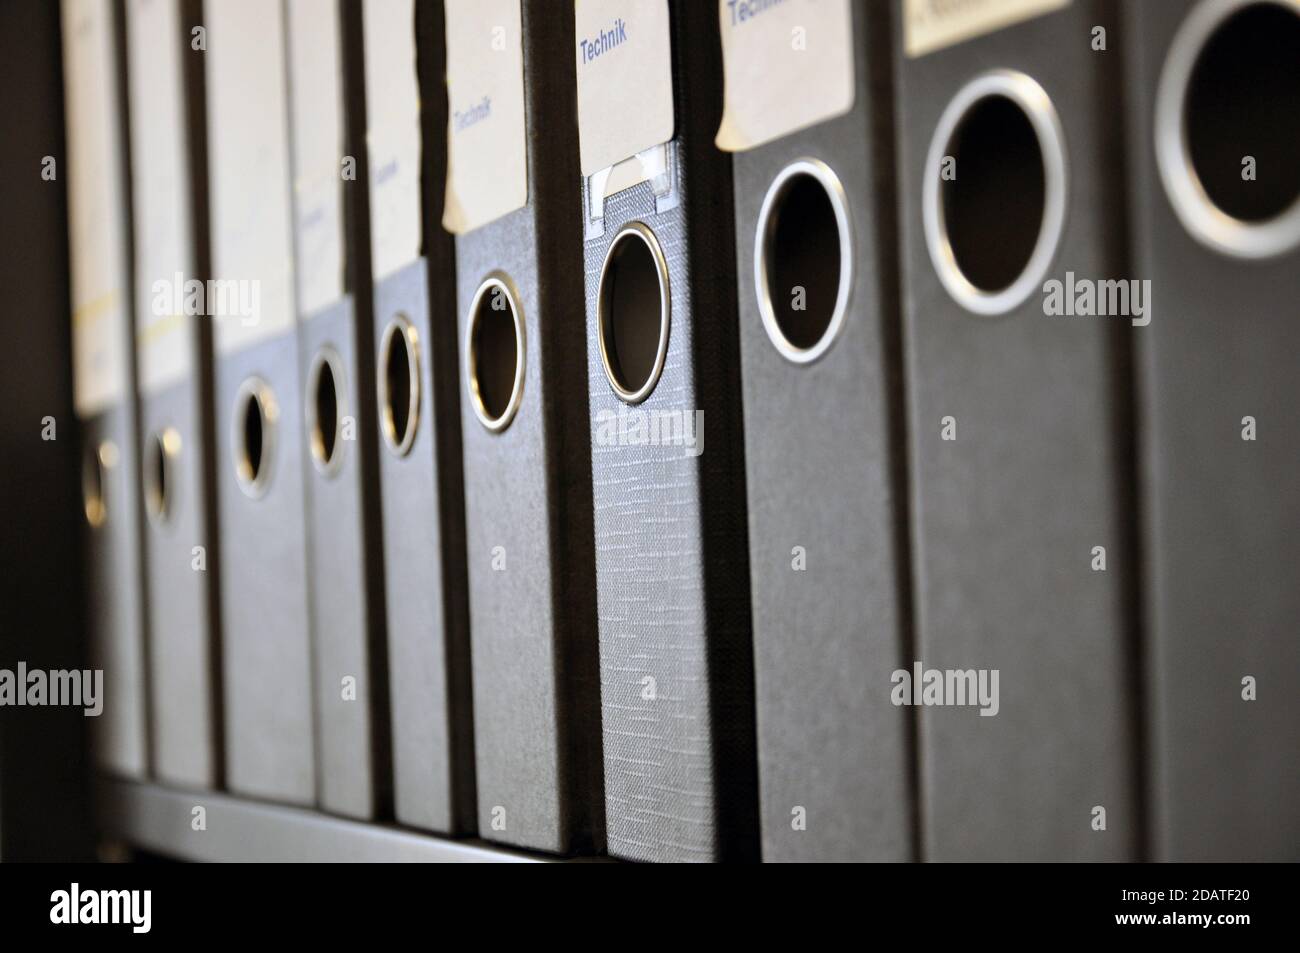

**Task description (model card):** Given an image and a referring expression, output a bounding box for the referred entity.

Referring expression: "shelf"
[96,776,545,863]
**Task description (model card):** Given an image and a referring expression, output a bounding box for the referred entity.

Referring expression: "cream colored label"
[903,0,1070,58]
[442,0,527,234]
[205,0,297,355]
[63,0,131,416]
[715,0,855,151]
[126,0,193,394]
[575,0,675,176]
[363,0,423,279]
[288,0,345,316]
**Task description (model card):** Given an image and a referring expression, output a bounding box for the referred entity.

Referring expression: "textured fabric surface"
[583,0,757,863]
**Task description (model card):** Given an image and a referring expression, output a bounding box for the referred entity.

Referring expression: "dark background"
[0,0,96,861]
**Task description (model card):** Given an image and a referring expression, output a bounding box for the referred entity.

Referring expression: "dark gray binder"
[362,0,475,834]
[451,0,602,855]
[892,0,1139,860]
[730,3,914,862]
[124,0,220,790]
[205,0,315,805]
[582,0,757,863]
[62,0,149,779]
[1124,0,1300,861]
[287,0,390,820]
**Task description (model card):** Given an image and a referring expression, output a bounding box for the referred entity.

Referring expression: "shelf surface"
[96,776,545,863]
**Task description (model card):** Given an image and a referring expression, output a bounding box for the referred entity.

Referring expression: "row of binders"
[63,0,1298,861]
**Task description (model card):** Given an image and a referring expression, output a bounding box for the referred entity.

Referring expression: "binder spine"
[455,0,602,855]
[732,3,915,862]
[181,0,226,793]
[63,0,150,778]
[364,0,475,833]
[892,0,1139,860]
[126,0,221,790]
[1125,0,1300,861]
[205,0,315,804]
[289,0,391,820]
[584,0,757,863]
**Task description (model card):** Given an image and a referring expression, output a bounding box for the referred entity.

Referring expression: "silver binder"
[286,0,390,820]
[124,0,220,790]
[204,0,315,804]
[448,0,603,855]
[363,0,475,834]
[62,0,149,779]
[580,0,758,863]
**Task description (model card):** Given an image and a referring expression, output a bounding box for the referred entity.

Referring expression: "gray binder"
[1124,0,1300,861]
[725,1,914,862]
[581,0,758,863]
[362,0,475,833]
[892,0,1139,860]
[61,0,149,779]
[205,0,315,804]
[448,0,603,855]
[124,0,220,791]
[286,0,390,820]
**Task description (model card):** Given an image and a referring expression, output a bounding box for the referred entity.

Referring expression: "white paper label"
[442,0,528,235]
[63,0,131,416]
[287,0,345,316]
[715,0,855,152]
[903,0,1070,58]
[363,0,423,280]
[575,0,675,176]
[205,0,297,355]
[126,0,194,395]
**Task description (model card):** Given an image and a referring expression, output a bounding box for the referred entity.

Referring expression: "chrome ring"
[923,69,1068,316]
[306,346,347,477]
[1155,0,1300,259]
[144,426,182,524]
[597,222,671,404]
[754,158,854,364]
[465,274,526,432]
[232,377,277,499]
[83,439,115,528]
[378,314,421,457]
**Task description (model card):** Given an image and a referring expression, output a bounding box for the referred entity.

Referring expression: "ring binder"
[205,0,316,805]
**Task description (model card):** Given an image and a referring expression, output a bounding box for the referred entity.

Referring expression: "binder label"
[442,0,528,234]
[287,0,345,317]
[126,0,194,395]
[575,0,675,176]
[206,0,298,355]
[715,0,855,152]
[903,0,1070,57]
[63,0,131,416]
[364,0,423,279]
